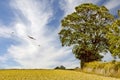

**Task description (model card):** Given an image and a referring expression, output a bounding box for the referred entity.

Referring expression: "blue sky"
[0,0,120,69]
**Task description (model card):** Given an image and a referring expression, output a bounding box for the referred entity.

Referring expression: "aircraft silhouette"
[27,35,40,46]
[28,35,36,40]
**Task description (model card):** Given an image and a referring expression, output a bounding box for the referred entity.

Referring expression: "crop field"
[0,69,120,80]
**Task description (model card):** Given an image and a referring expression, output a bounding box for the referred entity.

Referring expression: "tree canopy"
[106,20,120,57]
[59,3,115,67]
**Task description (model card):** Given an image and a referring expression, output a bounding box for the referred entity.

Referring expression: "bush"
[54,66,60,69]
[54,65,66,70]
[59,65,66,69]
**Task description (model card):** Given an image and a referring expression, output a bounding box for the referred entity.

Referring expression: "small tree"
[59,3,114,68]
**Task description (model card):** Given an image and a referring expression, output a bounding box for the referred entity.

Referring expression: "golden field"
[0,69,120,80]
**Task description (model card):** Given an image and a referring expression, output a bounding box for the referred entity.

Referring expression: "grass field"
[0,69,120,80]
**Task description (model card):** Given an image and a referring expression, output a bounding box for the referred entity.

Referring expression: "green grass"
[0,69,120,80]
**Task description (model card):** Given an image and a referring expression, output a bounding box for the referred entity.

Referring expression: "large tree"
[59,3,114,68]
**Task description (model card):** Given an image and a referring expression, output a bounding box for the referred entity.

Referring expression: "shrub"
[54,65,66,70]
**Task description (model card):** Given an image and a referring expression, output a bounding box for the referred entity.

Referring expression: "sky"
[0,0,120,69]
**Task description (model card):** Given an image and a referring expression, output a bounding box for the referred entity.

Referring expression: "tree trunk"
[81,59,85,69]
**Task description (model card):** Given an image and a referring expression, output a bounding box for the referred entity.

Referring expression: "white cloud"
[104,0,120,10]
[0,54,7,62]
[101,52,114,62]
[59,0,99,15]
[0,25,13,38]
[0,0,81,69]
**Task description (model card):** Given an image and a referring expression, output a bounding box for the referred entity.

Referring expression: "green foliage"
[106,20,120,57]
[59,3,114,67]
[54,65,66,70]
[54,66,60,69]
[112,60,116,63]
[60,65,66,69]
[118,10,120,17]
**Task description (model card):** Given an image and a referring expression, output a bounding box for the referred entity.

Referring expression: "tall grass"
[82,61,120,78]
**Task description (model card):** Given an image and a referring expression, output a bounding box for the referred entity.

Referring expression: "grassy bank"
[82,61,120,78]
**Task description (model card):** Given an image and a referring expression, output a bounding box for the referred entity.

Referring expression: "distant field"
[0,69,120,80]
